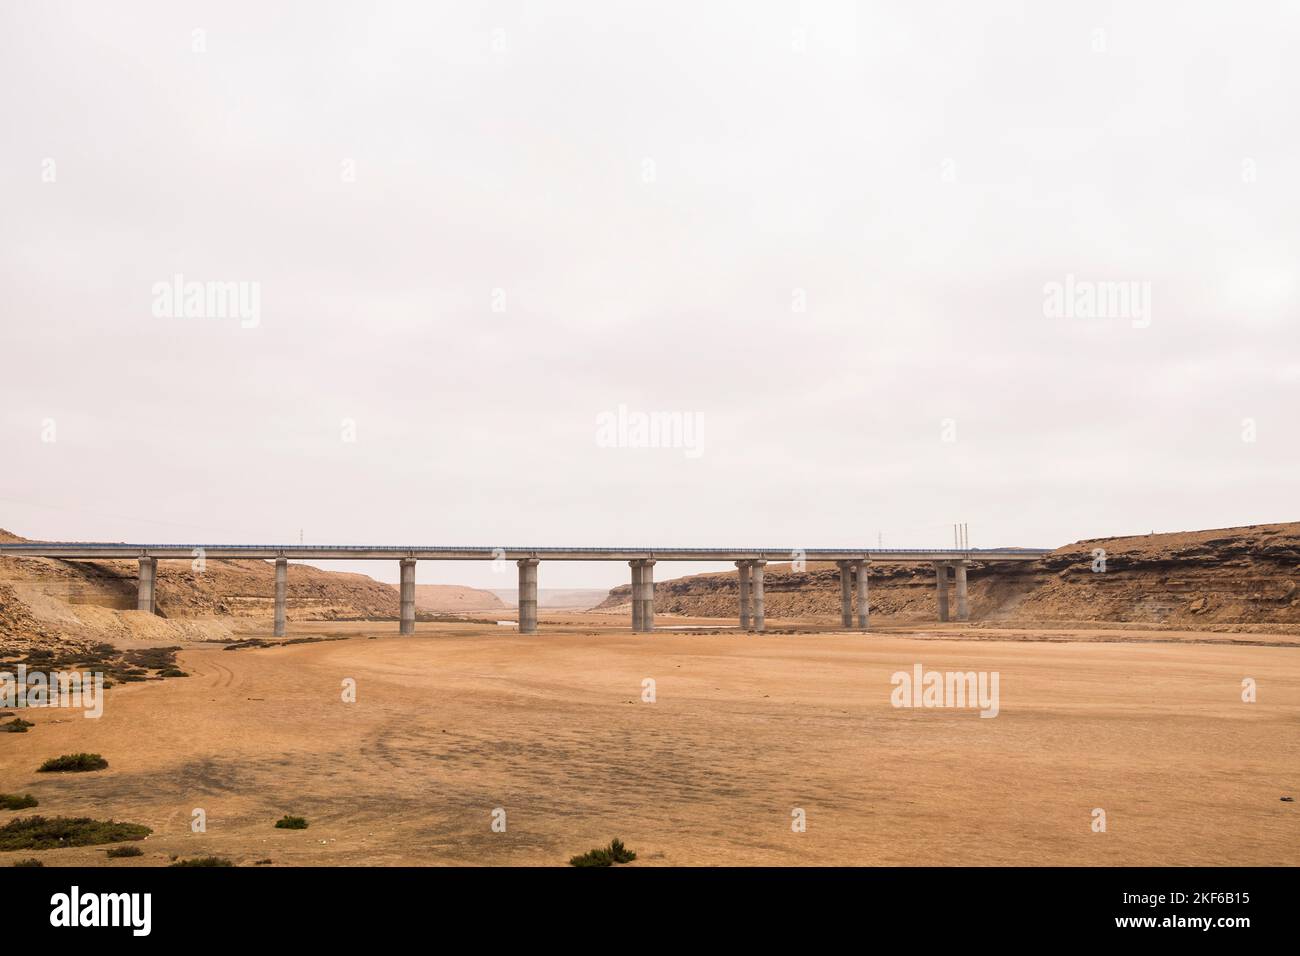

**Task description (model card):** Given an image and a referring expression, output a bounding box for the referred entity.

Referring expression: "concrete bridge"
[0,543,1051,636]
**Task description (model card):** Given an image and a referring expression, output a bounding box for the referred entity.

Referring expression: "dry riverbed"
[2,617,1296,866]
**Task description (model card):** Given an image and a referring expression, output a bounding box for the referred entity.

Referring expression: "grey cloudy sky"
[2,1,1296,589]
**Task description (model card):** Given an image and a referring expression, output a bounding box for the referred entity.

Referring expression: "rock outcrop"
[596,523,1300,631]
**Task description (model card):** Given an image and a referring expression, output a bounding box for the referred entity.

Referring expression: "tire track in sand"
[190,651,237,689]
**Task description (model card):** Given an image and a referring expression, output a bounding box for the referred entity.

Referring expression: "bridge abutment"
[274,558,287,636]
[955,561,969,621]
[934,561,951,622]
[517,558,539,634]
[639,560,655,632]
[629,560,644,631]
[838,561,853,628]
[855,559,869,630]
[399,558,416,635]
[137,557,157,614]
[736,561,752,630]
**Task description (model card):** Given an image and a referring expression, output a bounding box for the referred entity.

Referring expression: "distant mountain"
[411,584,505,612]
[491,588,610,610]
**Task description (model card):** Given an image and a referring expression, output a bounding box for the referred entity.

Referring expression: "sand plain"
[2,614,1296,866]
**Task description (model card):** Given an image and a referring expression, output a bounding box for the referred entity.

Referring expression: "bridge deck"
[0,543,1051,562]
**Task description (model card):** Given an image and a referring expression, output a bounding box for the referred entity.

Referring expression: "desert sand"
[2,614,1296,867]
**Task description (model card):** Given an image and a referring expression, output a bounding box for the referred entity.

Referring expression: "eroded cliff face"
[1015,524,1300,627]
[597,523,1300,630]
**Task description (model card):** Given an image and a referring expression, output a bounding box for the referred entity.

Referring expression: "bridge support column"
[639,560,655,632]
[629,561,644,631]
[955,561,969,622]
[856,560,869,630]
[399,558,416,635]
[752,560,766,632]
[274,558,287,636]
[838,561,853,629]
[736,561,752,630]
[517,559,539,634]
[136,557,157,614]
[934,561,950,622]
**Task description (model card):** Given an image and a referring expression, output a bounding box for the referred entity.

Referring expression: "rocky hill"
[413,584,506,612]
[596,523,1300,632]
[0,528,407,648]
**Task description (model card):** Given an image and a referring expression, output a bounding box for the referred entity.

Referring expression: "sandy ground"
[2,614,1297,866]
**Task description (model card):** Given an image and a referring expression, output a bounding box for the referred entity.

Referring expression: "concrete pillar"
[736,561,752,630]
[838,561,853,629]
[752,560,766,632]
[274,558,287,637]
[855,560,869,630]
[629,560,644,631]
[517,558,539,634]
[955,561,969,622]
[399,558,416,635]
[934,561,950,622]
[136,557,157,614]
[640,560,655,632]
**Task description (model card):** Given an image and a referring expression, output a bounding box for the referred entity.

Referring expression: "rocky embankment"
[596,523,1300,631]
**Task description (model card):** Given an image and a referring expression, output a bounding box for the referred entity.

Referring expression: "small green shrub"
[170,856,232,867]
[2,718,34,733]
[0,793,38,810]
[569,838,637,867]
[12,858,43,867]
[106,845,143,858]
[37,753,108,773]
[274,815,308,830]
[0,816,150,851]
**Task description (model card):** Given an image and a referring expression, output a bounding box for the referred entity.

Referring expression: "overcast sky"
[2,1,1296,589]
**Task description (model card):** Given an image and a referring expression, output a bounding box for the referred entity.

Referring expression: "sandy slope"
[2,617,1295,867]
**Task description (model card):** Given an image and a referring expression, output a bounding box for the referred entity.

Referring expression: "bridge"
[0,543,1052,636]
